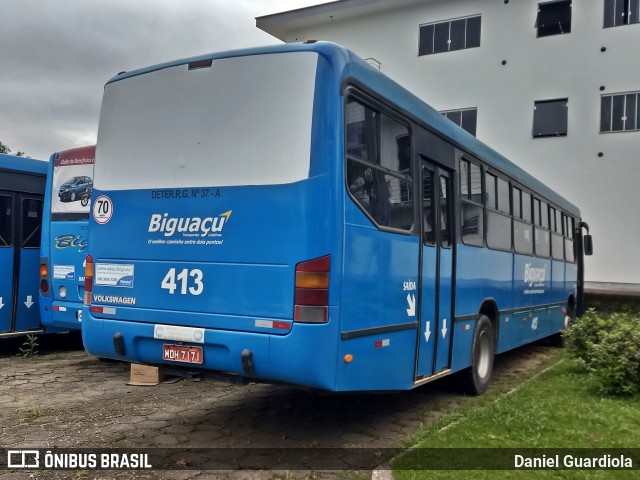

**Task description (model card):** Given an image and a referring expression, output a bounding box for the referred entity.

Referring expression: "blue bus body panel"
[42,221,88,329]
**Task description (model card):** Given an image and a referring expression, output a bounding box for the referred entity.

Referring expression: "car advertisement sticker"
[52,149,94,215]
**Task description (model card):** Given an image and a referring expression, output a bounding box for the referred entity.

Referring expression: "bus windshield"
[95,52,318,191]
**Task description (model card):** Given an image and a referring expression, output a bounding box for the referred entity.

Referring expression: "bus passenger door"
[14,195,43,332]
[416,159,454,379]
[0,193,15,333]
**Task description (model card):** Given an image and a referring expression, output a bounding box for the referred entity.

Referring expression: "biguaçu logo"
[55,234,88,252]
[524,263,546,287]
[148,211,232,238]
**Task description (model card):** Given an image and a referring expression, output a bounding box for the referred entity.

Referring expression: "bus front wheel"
[462,315,495,395]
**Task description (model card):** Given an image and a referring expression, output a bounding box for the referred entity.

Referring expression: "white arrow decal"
[441,318,448,339]
[424,321,431,342]
[0,297,4,310]
[406,294,416,317]
[24,295,34,309]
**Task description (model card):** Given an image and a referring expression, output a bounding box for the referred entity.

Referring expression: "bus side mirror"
[583,235,593,256]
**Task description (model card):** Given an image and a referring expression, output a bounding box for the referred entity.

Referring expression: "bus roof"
[105,41,580,217]
[0,153,47,176]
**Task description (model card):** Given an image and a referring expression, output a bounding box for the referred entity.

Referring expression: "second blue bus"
[40,146,95,330]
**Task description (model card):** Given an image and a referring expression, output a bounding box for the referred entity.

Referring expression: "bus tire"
[462,315,495,395]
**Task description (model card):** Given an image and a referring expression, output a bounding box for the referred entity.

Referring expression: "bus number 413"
[161,268,204,295]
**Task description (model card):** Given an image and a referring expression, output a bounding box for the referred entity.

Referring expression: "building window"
[536,1,572,37]
[419,15,481,56]
[441,108,478,136]
[601,91,639,132]
[533,99,568,137]
[604,0,640,27]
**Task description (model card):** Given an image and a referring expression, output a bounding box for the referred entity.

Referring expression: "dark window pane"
[515,221,533,255]
[534,198,541,226]
[380,114,409,171]
[513,187,521,219]
[497,177,510,214]
[461,200,483,246]
[630,0,640,23]
[535,228,550,257]
[600,96,612,132]
[565,238,575,262]
[537,1,572,37]
[540,201,549,229]
[346,100,378,162]
[446,110,462,127]
[0,195,13,247]
[440,175,451,248]
[486,173,496,209]
[466,16,481,48]
[604,0,615,27]
[612,95,625,131]
[461,109,477,136]
[460,160,469,198]
[615,0,626,25]
[552,233,564,260]
[22,199,42,248]
[533,99,568,137]
[522,192,532,223]
[549,207,557,232]
[385,173,414,230]
[419,24,435,56]
[434,22,450,54]
[450,19,466,51]
[625,94,637,131]
[487,212,512,251]
[470,162,482,201]
[424,169,435,245]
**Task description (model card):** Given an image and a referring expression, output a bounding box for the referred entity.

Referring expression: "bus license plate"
[163,344,203,364]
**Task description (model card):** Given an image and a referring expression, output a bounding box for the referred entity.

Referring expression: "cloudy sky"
[0,0,324,160]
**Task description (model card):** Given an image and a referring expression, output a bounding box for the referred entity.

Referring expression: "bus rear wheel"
[462,315,495,395]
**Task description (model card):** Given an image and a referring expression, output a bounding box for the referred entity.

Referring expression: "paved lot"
[0,334,561,480]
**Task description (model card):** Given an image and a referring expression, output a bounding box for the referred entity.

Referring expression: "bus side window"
[0,195,13,247]
[345,98,413,231]
[22,199,43,249]
[460,160,483,246]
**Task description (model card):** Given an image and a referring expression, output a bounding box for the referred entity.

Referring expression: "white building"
[257,0,640,284]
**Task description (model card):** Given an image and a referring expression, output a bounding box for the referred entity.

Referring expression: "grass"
[392,358,640,479]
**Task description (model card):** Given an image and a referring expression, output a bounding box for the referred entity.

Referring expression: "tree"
[0,140,26,157]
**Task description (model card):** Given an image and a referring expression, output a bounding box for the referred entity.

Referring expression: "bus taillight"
[294,255,330,323]
[39,259,50,296]
[84,254,94,305]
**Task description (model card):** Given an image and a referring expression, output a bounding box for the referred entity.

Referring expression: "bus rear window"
[95,52,318,190]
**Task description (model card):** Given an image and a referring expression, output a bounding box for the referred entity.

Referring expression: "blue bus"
[0,153,47,338]
[39,146,95,330]
[82,42,593,393]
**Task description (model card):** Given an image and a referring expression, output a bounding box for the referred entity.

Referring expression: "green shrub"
[565,308,640,395]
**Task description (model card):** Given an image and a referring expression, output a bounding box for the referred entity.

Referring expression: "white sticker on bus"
[95,263,135,288]
[93,195,113,224]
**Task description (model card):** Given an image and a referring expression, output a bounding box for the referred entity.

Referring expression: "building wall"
[279,0,640,283]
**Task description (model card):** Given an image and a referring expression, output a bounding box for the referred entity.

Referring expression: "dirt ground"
[0,334,561,480]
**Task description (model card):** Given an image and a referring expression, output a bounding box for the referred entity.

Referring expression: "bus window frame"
[344,88,417,236]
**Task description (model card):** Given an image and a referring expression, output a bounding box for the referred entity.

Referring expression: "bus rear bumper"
[82,308,340,390]
[41,300,83,330]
